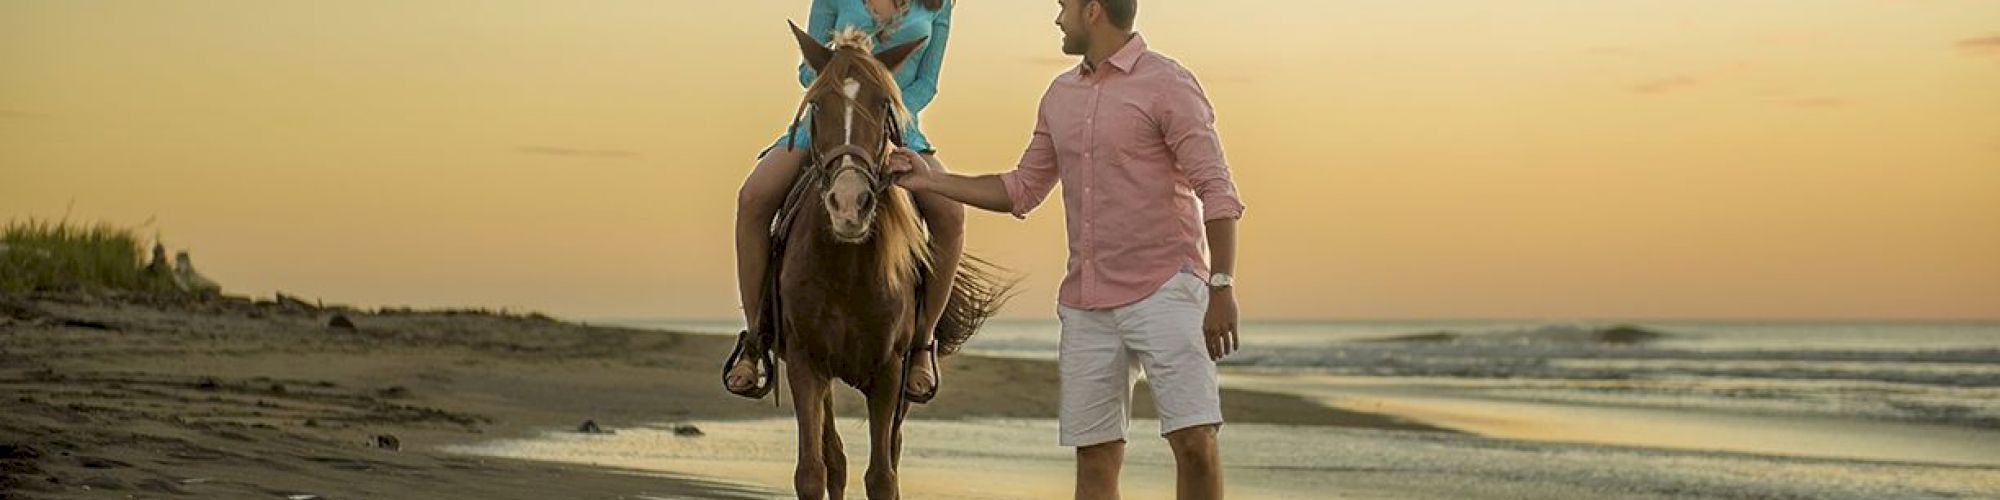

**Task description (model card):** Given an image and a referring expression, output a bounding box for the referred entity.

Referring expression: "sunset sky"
[4,1,1997,320]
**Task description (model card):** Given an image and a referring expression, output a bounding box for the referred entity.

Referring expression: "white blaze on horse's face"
[842,78,861,144]
[826,77,877,243]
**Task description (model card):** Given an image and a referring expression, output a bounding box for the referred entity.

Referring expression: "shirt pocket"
[1108,94,1162,162]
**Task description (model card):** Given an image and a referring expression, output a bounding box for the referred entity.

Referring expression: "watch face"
[1208,273,1233,287]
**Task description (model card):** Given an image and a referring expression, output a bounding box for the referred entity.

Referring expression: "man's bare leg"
[1165,424,1222,500]
[727,146,808,393]
[1076,439,1125,500]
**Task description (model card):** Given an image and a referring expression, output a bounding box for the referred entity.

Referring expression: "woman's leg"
[728,146,809,393]
[907,152,965,398]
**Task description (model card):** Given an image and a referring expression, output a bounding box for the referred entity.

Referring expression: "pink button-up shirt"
[1000,34,1245,311]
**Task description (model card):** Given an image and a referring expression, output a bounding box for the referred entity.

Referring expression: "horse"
[759,22,1013,499]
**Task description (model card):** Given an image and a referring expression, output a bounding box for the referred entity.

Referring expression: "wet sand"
[11,293,1995,499]
[468,418,2000,498]
[0,292,1431,499]
[1226,373,2000,467]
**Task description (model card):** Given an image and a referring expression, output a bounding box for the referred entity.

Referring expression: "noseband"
[786,96,906,194]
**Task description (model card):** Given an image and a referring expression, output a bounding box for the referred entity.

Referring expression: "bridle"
[786,88,906,195]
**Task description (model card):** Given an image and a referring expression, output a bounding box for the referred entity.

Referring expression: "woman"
[725,0,963,404]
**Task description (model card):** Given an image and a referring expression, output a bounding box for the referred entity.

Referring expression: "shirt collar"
[1079,33,1147,76]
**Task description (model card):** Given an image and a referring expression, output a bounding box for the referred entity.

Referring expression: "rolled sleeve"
[1159,68,1244,221]
[1002,102,1060,219]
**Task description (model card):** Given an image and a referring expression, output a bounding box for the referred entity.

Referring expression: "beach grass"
[0,218,177,294]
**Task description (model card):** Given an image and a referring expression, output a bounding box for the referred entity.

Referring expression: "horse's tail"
[932,253,1017,356]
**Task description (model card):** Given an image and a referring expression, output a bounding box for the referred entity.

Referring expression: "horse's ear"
[873,36,928,72]
[790,20,833,73]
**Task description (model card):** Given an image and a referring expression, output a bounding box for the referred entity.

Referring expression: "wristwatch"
[1206,272,1234,289]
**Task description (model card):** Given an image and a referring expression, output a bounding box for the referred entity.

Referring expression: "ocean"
[474,318,2000,498]
[594,318,2000,428]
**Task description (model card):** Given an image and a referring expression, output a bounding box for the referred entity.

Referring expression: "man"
[887,0,1243,497]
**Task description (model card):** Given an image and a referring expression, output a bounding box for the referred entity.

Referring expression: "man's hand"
[885,147,934,192]
[1203,287,1238,361]
[881,149,1017,214]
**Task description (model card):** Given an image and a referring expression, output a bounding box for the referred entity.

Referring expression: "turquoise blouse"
[770,0,951,154]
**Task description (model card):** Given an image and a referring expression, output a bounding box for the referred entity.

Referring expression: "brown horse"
[760,22,1012,499]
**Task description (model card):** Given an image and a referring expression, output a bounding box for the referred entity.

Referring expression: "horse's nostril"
[858,192,874,209]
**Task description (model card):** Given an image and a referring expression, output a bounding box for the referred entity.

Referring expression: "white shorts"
[1057,267,1223,447]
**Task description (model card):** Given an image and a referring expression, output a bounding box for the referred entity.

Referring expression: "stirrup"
[722,329,777,399]
[903,340,941,404]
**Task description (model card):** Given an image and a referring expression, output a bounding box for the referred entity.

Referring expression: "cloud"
[1197,72,1255,85]
[1751,87,1849,109]
[1789,97,1846,109]
[1020,56,1076,67]
[516,146,640,160]
[1631,76,1699,94]
[1957,35,2000,56]
[1628,59,1763,95]
[1755,32,1824,48]
[1583,46,1646,59]
[0,109,50,120]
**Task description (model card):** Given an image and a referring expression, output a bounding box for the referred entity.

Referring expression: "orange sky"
[3,1,1997,320]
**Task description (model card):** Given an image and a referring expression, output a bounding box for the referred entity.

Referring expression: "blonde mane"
[804,26,930,291]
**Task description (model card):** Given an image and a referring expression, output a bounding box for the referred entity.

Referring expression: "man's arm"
[1202,217,1239,360]
[894,167,1014,214]
[890,93,1060,217]
[1156,65,1245,360]
[1206,218,1235,277]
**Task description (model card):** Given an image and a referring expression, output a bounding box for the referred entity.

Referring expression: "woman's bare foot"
[726,356,764,394]
[905,346,937,400]
[723,329,772,398]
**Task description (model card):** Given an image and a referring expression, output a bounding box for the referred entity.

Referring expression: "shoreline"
[9,292,1995,499]
[0,292,1439,499]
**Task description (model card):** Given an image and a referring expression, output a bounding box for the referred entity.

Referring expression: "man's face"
[1056,0,1088,55]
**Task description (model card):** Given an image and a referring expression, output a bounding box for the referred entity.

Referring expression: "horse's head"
[789,21,927,244]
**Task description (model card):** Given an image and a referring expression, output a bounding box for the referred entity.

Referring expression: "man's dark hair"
[1087,0,1136,30]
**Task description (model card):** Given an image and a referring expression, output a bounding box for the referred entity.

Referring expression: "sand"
[0,292,1437,499]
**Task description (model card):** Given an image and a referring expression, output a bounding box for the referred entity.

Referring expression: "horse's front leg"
[788,358,833,499]
[864,360,905,499]
[890,397,908,469]
[822,390,847,499]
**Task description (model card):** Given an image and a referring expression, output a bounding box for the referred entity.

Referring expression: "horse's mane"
[805,27,929,292]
